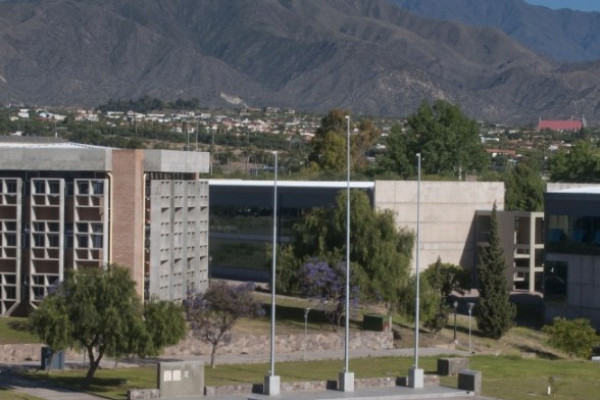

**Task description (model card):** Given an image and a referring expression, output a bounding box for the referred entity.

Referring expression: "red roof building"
[537,119,583,132]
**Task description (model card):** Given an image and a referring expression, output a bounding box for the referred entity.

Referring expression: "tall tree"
[309,109,380,176]
[30,265,186,380]
[381,99,488,178]
[281,190,413,312]
[476,204,516,339]
[504,160,545,211]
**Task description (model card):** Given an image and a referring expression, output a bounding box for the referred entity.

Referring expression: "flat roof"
[555,187,600,194]
[209,179,375,189]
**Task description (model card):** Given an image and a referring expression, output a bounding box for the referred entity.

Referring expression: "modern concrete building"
[374,180,505,274]
[475,210,544,293]
[209,179,504,285]
[544,185,600,328]
[0,140,209,316]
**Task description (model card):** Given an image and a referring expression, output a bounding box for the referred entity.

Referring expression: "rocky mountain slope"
[1,0,600,124]
[390,0,600,62]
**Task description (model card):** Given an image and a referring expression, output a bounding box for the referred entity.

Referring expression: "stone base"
[263,374,280,396]
[408,367,424,388]
[338,371,355,392]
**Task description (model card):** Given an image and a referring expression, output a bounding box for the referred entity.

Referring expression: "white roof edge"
[208,179,375,189]
[555,187,600,194]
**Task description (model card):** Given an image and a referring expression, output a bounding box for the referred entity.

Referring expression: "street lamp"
[467,302,475,354]
[339,114,354,393]
[409,153,424,389]
[264,151,280,396]
[304,307,310,361]
[453,300,459,343]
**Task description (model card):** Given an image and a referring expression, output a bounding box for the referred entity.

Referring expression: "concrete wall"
[374,180,504,272]
[546,253,600,329]
[143,150,210,174]
[0,147,112,171]
[163,331,393,357]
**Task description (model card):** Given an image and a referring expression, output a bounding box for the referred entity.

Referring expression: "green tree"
[543,317,599,359]
[30,266,186,380]
[309,109,379,176]
[280,190,413,312]
[549,140,600,182]
[422,258,470,332]
[476,204,516,339]
[504,160,545,211]
[382,100,488,178]
[374,123,413,178]
[185,282,263,368]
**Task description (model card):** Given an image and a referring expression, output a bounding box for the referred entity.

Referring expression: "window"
[77,181,89,195]
[33,181,45,194]
[33,233,45,247]
[92,181,104,195]
[48,180,60,195]
[48,234,60,248]
[32,222,45,232]
[76,235,89,248]
[4,234,16,247]
[5,180,17,194]
[92,234,102,249]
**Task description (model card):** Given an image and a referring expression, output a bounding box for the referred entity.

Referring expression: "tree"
[309,109,380,176]
[185,282,263,368]
[280,190,413,312]
[299,259,359,329]
[476,204,516,339]
[30,265,186,381]
[380,100,488,178]
[543,317,599,359]
[549,140,600,182]
[422,258,470,332]
[504,160,545,211]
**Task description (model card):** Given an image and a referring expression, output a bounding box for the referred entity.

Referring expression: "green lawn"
[0,317,39,344]
[0,386,44,400]
[23,355,600,400]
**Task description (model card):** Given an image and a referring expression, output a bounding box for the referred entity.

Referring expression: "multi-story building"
[544,186,600,328]
[0,139,210,316]
[475,210,544,293]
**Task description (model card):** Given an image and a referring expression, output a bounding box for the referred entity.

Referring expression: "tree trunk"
[85,346,103,382]
[210,344,217,368]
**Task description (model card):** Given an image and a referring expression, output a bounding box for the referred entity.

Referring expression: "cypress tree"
[476,203,516,339]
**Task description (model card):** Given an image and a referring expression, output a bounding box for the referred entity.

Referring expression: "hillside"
[1,0,600,124]
[390,0,600,62]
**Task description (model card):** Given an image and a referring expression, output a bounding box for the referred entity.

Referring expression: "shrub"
[542,317,599,359]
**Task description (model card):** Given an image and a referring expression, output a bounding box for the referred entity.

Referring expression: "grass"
[0,317,39,344]
[22,354,600,400]
[0,387,44,400]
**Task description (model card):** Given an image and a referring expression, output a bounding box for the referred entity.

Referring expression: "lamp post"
[453,300,459,343]
[338,114,354,392]
[304,307,310,361]
[264,151,280,396]
[468,302,475,354]
[409,153,424,389]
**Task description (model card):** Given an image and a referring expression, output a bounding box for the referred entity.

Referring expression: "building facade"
[0,141,209,316]
[374,180,505,275]
[475,210,544,293]
[544,187,600,328]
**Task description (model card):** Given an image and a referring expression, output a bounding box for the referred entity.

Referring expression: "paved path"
[0,347,485,400]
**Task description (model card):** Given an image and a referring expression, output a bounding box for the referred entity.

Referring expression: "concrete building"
[0,140,210,316]
[475,210,544,293]
[544,185,600,328]
[374,181,505,274]
[209,180,504,284]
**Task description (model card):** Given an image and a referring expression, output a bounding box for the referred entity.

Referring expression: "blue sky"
[524,0,600,12]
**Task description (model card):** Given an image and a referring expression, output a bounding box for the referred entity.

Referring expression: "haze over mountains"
[1,0,600,125]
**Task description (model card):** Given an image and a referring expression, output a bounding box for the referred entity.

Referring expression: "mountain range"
[1,0,600,125]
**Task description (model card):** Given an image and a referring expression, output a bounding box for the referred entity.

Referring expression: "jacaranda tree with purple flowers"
[185,281,263,367]
[300,259,359,329]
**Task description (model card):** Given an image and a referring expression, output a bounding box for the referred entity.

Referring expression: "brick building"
[0,140,209,316]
